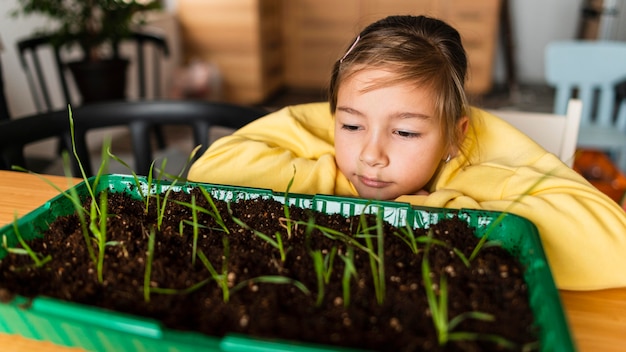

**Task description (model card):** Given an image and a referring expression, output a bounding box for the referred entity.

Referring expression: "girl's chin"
[356,188,397,201]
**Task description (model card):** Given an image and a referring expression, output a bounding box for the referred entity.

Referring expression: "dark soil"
[0,188,537,351]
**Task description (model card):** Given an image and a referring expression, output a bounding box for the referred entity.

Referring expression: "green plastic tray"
[0,174,575,351]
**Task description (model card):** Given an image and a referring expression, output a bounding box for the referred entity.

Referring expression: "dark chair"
[16,31,170,112]
[0,100,267,177]
[0,55,10,121]
[16,31,171,151]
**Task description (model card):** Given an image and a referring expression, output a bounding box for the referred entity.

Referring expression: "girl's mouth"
[358,175,391,188]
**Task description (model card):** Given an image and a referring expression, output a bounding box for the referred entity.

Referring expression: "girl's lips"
[358,175,391,188]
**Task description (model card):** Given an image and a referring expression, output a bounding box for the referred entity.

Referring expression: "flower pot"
[68,59,129,103]
[0,174,575,351]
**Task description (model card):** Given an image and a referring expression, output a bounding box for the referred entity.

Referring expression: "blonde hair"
[329,15,470,153]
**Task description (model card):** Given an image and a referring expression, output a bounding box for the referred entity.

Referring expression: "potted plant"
[11,0,163,102]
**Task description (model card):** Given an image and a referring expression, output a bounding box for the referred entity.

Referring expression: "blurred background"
[3,0,625,117]
[1,0,626,203]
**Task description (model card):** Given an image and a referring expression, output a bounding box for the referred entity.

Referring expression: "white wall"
[493,0,583,83]
[0,0,618,118]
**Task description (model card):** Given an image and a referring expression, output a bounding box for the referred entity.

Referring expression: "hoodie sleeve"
[187,103,356,196]
[398,109,626,290]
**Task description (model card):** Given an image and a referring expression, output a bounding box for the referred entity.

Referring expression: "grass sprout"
[230,275,311,297]
[280,165,297,239]
[2,214,52,268]
[197,250,230,302]
[107,148,155,211]
[198,187,229,234]
[310,246,337,306]
[154,145,202,230]
[143,227,156,303]
[89,191,114,283]
[422,230,517,349]
[359,211,385,305]
[339,246,357,308]
[229,203,287,262]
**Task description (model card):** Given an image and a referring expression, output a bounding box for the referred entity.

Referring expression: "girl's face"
[334,68,450,200]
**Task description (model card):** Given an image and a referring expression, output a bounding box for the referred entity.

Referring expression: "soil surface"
[0,188,537,351]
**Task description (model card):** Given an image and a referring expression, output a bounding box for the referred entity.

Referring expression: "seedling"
[197,250,309,303]
[190,195,200,265]
[143,227,157,303]
[198,187,230,234]
[422,230,517,349]
[12,107,113,266]
[339,246,357,308]
[358,210,386,305]
[298,220,375,257]
[230,275,311,297]
[392,223,471,267]
[197,250,230,302]
[89,191,118,283]
[154,146,202,230]
[107,149,155,211]
[174,187,230,235]
[229,202,287,262]
[279,165,297,239]
[310,246,337,306]
[1,214,51,268]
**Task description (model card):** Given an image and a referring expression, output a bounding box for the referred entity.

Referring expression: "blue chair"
[545,40,626,171]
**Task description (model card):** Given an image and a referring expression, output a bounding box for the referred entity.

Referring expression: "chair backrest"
[0,100,267,177]
[16,31,169,113]
[0,56,10,121]
[545,40,626,130]
[487,99,583,167]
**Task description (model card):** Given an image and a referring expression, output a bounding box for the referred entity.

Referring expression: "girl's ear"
[445,115,470,160]
[458,115,470,135]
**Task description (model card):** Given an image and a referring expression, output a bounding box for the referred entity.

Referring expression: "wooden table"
[0,170,625,351]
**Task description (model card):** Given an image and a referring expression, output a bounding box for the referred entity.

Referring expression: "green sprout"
[359,210,385,305]
[339,246,357,308]
[230,275,311,297]
[191,195,200,265]
[229,203,287,262]
[143,227,156,303]
[198,187,230,234]
[13,107,113,266]
[174,187,230,235]
[279,165,297,239]
[89,191,120,283]
[107,149,155,211]
[197,250,230,302]
[310,246,337,306]
[1,214,52,268]
[422,230,517,349]
[154,145,202,230]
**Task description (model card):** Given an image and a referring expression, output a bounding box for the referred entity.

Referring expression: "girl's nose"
[359,135,388,167]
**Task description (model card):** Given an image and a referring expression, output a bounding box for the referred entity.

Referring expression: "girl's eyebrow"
[336,106,361,116]
[394,112,432,120]
[337,106,432,120]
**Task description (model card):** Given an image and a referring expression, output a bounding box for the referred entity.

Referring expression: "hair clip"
[340,35,360,64]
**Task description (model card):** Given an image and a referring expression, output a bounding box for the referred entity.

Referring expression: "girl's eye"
[395,130,420,138]
[341,124,360,131]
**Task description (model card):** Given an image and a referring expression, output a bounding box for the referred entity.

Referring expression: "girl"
[188,15,626,290]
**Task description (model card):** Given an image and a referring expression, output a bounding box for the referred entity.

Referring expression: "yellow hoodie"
[188,102,626,290]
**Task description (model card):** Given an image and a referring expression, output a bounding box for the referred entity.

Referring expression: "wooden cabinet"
[177,0,283,104]
[282,0,361,89]
[283,0,502,95]
[177,0,501,104]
